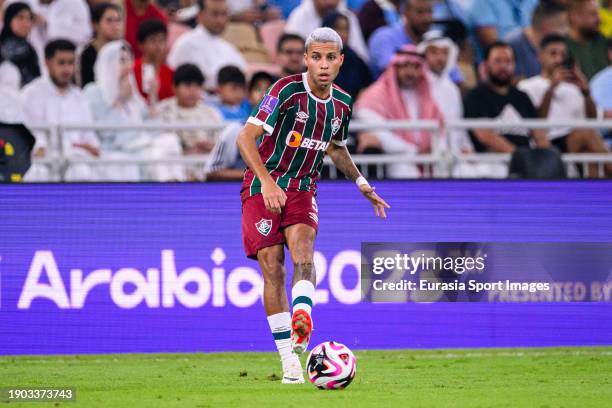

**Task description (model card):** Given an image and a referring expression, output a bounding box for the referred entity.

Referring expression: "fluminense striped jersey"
[240,72,352,200]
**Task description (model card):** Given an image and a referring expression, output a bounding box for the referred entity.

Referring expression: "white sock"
[267,312,293,362]
[292,280,315,317]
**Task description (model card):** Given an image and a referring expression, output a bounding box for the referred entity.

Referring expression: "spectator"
[134,19,174,105]
[566,0,610,80]
[203,69,274,181]
[463,41,549,153]
[0,2,40,87]
[285,0,369,63]
[18,0,93,71]
[518,35,596,143]
[169,0,200,26]
[124,0,168,58]
[418,33,472,154]
[206,68,274,181]
[84,40,183,181]
[22,39,100,181]
[165,0,199,49]
[590,39,612,121]
[79,2,122,87]
[43,0,93,48]
[355,45,443,178]
[204,122,246,180]
[368,0,433,77]
[322,10,371,98]
[468,0,538,61]
[211,65,251,121]
[247,70,275,109]
[276,33,305,76]
[518,34,611,177]
[156,63,224,155]
[227,0,281,24]
[506,2,568,80]
[168,0,246,89]
[357,0,401,42]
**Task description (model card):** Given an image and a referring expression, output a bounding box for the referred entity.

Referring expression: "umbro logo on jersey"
[286,131,329,151]
[296,111,309,123]
[331,117,342,135]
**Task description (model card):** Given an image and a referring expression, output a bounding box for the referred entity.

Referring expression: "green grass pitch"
[1,347,610,407]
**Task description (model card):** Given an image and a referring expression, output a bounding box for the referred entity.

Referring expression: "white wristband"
[355,176,369,187]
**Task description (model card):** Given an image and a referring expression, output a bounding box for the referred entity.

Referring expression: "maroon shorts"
[242,191,318,260]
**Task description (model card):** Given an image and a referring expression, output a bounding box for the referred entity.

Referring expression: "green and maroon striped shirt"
[240,73,353,200]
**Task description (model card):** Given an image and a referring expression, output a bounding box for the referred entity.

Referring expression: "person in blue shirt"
[357,0,402,42]
[468,0,539,62]
[212,65,252,122]
[505,2,568,80]
[368,0,434,77]
[205,71,275,181]
[269,0,301,19]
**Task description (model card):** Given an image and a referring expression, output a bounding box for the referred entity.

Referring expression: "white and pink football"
[306,341,357,389]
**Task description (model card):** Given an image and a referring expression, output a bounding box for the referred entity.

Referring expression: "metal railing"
[449,119,612,178]
[26,119,612,181]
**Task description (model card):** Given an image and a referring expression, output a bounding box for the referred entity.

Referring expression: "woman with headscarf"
[84,40,183,181]
[0,2,41,87]
[322,10,372,99]
[355,44,444,178]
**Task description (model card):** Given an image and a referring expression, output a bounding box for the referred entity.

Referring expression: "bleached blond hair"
[305,27,343,52]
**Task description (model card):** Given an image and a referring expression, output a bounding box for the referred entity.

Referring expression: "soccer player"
[237,27,390,384]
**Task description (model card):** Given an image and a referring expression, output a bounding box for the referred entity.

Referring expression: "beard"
[579,26,600,40]
[488,72,512,87]
[429,64,445,76]
[398,76,418,89]
[50,75,71,89]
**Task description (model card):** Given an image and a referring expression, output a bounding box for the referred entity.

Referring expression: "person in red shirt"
[124,0,168,58]
[133,18,174,104]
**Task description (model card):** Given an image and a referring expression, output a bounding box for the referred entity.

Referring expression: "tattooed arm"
[326,142,361,181]
[326,143,391,218]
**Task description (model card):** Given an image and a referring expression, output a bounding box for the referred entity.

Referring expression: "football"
[306,341,357,389]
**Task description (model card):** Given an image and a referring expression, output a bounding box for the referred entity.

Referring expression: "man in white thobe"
[167,0,246,90]
[22,39,100,181]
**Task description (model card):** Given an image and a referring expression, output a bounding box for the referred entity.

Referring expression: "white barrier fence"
[27,119,612,181]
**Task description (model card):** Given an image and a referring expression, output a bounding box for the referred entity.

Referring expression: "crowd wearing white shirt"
[1,0,611,181]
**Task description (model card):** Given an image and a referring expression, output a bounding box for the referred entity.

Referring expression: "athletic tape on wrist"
[356,176,369,187]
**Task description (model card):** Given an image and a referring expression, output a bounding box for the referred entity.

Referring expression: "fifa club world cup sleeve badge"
[260,95,279,114]
[255,218,272,236]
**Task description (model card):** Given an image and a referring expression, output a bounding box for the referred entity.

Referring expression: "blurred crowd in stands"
[0,0,611,180]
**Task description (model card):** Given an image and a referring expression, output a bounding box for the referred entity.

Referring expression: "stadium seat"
[222,22,270,64]
[167,22,191,49]
[259,20,286,61]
